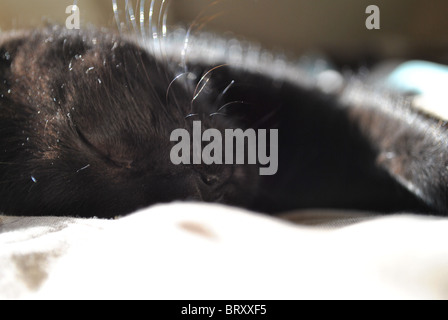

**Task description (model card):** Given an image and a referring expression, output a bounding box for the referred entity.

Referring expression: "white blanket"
[1,203,448,300]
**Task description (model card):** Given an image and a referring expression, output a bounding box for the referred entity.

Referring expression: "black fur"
[0,26,442,217]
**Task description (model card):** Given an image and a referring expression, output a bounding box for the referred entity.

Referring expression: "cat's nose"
[198,166,233,190]
[200,174,220,187]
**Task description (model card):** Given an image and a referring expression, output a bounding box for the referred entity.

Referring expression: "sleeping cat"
[0,21,444,217]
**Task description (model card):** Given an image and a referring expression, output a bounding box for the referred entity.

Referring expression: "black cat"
[0,25,442,218]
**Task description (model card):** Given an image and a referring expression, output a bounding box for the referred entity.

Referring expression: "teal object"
[387,60,448,96]
[386,60,448,120]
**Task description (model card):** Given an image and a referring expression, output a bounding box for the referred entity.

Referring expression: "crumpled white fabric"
[1,202,448,300]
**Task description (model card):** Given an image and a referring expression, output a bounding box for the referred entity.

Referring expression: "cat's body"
[0,25,444,218]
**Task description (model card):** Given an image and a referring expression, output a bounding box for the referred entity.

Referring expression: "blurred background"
[0,0,447,65]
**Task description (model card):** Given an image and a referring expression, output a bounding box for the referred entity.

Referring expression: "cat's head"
[0,26,260,217]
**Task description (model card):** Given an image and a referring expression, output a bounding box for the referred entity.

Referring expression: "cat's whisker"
[139,0,146,38]
[216,100,249,113]
[125,0,138,34]
[117,1,173,120]
[191,64,227,108]
[166,72,191,104]
[185,113,199,119]
[147,0,172,85]
[135,0,168,95]
[181,31,192,76]
[159,0,173,67]
[148,0,158,54]
[76,164,91,173]
[213,80,235,108]
[209,112,227,117]
[210,101,253,119]
[158,0,168,40]
[181,0,222,74]
[161,0,170,40]
[191,74,211,103]
[221,80,235,96]
[157,0,175,84]
[112,0,122,34]
[153,0,164,58]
